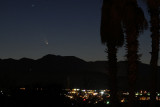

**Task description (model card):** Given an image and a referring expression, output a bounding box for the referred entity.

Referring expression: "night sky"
[0,0,157,65]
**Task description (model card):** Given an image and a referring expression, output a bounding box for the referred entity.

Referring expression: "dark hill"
[0,54,159,90]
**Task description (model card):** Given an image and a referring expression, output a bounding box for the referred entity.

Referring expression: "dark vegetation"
[100,0,160,107]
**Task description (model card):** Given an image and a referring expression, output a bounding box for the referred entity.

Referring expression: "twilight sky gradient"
[0,0,157,64]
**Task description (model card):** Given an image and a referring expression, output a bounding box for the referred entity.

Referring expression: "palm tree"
[122,0,147,107]
[145,0,160,106]
[100,0,124,106]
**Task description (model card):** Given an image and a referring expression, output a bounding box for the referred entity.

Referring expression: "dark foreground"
[0,89,160,107]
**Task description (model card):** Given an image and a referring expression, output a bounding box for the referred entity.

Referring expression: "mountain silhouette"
[0,54,159,90]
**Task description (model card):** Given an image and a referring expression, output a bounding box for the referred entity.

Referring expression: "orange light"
[20,88,25,90]
[121,99,125,103]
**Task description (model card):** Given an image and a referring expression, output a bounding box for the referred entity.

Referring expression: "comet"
[31,4,35,8]
[44,40,48,45]
[43,36,49,45]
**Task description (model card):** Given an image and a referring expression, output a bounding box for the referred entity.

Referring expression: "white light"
[106,101,110,104]
[123,92,129,95]
[93,92,98,96]
[100,91,104,95]
[82,90,86,92]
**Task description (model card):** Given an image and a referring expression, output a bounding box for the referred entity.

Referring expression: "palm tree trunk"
[149,9,159,107]
[107,43,119,107]
[125,30,139,107]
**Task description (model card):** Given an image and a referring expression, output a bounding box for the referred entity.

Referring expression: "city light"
[19,88,26,90]
[64,88,160,104]
[1,88,160,105]
[121,99,125,103]
[106,101,110,105]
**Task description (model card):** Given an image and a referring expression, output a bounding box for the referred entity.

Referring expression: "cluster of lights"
[64,89,110,105]
[7,88,160,103]
[65,89,160,104]
[121,90,160,101]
